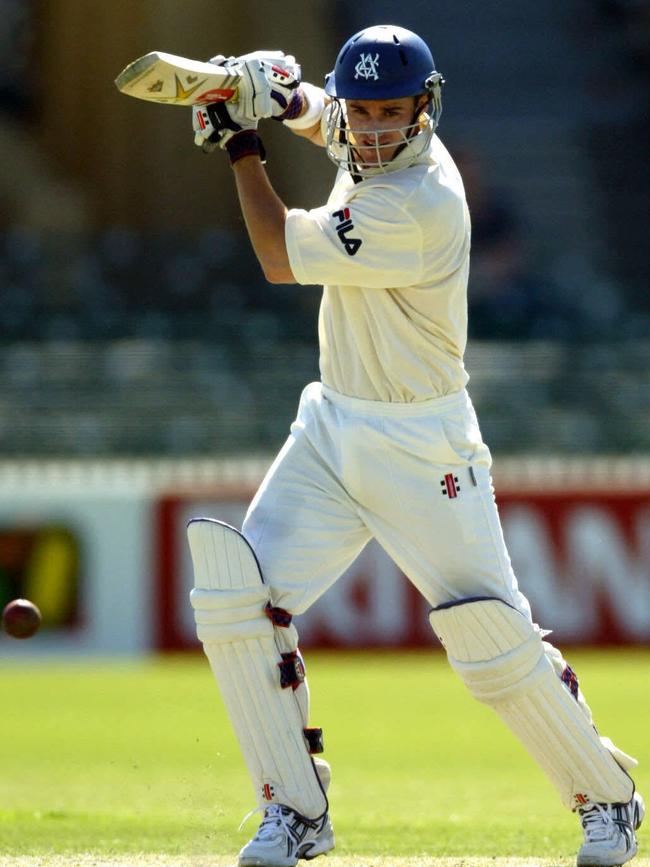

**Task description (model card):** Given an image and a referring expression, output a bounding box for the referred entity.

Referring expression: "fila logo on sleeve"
[332,207,362,256]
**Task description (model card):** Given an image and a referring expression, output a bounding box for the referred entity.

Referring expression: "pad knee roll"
[191,586,273,643]
[430,597,635,810]
[189,515,276,643]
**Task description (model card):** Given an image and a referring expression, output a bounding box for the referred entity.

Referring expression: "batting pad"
[188,518,327,818]
[429,598,636,810]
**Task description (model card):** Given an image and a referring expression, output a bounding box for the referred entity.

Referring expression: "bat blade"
[114,51,240,106]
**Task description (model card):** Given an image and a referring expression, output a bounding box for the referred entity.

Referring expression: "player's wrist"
[282,83,326,129]
[274,89,305,122]
[225,129,266,165]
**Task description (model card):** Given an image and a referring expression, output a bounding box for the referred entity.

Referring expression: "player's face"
[345,96,426,167]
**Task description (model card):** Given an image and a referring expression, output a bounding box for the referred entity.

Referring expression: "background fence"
[1,457,648,656]
[1,2,648,655]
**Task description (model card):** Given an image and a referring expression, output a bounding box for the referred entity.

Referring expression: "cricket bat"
[115,51,241,106]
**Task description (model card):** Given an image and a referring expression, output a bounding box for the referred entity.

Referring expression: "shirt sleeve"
[285,187,423,289]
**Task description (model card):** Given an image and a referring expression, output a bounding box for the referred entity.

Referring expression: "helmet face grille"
[323,26,444,176]
[324,96,441,178]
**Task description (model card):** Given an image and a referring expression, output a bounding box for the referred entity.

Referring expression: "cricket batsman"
[187,25,644,867]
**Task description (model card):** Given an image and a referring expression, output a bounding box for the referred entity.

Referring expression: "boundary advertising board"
[1,459,647,654]
[155,478,650,650]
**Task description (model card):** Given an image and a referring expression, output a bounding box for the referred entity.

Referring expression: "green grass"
[0,649,648,861]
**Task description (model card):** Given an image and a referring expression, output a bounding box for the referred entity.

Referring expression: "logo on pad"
[332,207,362,256]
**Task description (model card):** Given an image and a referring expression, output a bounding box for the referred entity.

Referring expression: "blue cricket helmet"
[323,24,445,176]
[325,24,439,100]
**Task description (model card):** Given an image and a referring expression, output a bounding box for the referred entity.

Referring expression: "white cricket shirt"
[285,135,471,402]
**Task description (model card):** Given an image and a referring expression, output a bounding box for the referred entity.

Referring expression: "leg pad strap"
[304,728,324,754]
[279,651,306,690]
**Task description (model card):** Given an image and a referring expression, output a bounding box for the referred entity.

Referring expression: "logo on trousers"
[332,207,362,256]
[440,473,461,498]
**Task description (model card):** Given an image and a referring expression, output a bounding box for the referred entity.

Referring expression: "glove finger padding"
[262,57,301,117]
[193,103,223,152]
[192,101,257,153]
[237,54,301,119]
[206,50,301,119]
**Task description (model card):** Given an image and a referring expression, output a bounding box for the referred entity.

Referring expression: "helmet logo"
[354,53,380,81]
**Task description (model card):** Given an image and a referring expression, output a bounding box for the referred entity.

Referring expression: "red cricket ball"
[1,598,42,639]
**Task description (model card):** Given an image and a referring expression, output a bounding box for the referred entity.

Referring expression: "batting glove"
[192,100,257,152]
[193,102,266,165]
[208,50,301,120]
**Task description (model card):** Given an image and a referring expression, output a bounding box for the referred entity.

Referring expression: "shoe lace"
[239,804,291,840]
[580,804,614,842]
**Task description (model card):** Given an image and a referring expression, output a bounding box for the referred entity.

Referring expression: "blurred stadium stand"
[1,226,648,456]
[0,1,648,457]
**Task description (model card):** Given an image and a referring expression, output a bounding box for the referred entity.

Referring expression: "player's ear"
[414,94,429,115]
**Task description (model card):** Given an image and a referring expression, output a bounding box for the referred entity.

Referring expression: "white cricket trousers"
[242,382,532,620]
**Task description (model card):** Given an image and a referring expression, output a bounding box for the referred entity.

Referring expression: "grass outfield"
[0,650,647,863]
[8,860,650,867]
[9,860,650,867]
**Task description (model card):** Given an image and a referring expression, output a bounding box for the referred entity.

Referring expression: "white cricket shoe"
[238,804,334,866]
[577,792,644,866]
